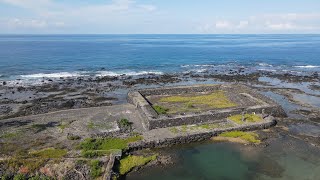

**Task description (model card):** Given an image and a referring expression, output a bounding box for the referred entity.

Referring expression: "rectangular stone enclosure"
[128,84,286,130]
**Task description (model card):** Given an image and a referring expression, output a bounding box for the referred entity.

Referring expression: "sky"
[0,0,319,34]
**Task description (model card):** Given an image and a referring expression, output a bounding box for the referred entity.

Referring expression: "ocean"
[0,34,320,83]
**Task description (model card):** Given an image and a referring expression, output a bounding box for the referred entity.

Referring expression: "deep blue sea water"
[0,34,319,82]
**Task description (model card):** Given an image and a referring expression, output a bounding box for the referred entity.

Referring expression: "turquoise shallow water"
[127,136,320,180]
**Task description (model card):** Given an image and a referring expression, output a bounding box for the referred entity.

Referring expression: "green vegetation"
[118,118,133,132]
[228,113,262,125]
[169,123,234,134]
[30,148,67,159]
[119,154,157,175]
[80,136,143,158]
[90,160,102,179]
[58,121,73,131]
[28,175,52,180]
[186,102,195,108]
[87,122,95,129]
[119,118,131,127]
[181,125,188,132]
[159,91,236,109]
[169,127,179,134]
[0,132,20,139]
[219,131,260,143]
[4,148,67,172]
[153,105,169,115]
[13,174,25,180]
[67,134,81,140]
[1,174,10,180]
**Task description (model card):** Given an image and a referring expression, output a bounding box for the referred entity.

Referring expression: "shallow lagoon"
[127,135,320,180]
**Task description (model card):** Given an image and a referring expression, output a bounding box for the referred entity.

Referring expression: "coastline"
[0,69,320,179]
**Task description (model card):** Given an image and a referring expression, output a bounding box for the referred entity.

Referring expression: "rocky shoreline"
[1,70,319,120]
[0,70,320,179]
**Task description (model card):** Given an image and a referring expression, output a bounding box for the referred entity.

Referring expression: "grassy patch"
[219,131,260,144]
[5,158,46,173]
[169,123,234,133]
[87,122,95,129]
[90,160,102,179]
[58,120,73,131]
[169,127,179,134]
[159,91,236,109]
[228,113,262,125]
[153,105,169,115]
[181,125,188,132]
[0,132,20,139]
[79,136,143,158]
[67,134,81,140]
[119,154,157,175]
[119,118,131,127]
[30,148,67,159]
[13,174,26,180]
[118,118,133,132]
[3,148,67,173]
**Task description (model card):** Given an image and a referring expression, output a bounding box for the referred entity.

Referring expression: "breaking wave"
[294,65,320,68]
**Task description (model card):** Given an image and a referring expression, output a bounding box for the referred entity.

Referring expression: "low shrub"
[219,131,260,143]
[90,160,102,178]
[152,105,169,115]
[119,154,157,175]
[79,136,143,158]
[228,113,262,125]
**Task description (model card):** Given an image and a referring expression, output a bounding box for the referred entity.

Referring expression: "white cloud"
[0,0,52,11]
[198,13,320,33]
[265,22,295,30]
[215,20,232,29]
[237,21,249,29]
[0,0,158,33]
[2,18,65,29]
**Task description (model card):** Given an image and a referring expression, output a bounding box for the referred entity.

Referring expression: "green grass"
[90,160,102,179]
[0,132,20,139]
[30,148,67,159]
[159,90,236,109]
[13,174,26,180]
[58,121,72,131]
[119,118,131,127]
[228,113,262,125]
[119,154,157,175]
[219,131,260,143]
[79,136,143,158]
[67,135,81,140]
[169,123,234,134]
[4,148,67,173]
[169,127,179,134]
[87,122,95,129]
[153,105,169,114]
[181,125,188,132]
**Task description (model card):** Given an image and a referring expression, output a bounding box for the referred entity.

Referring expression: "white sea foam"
[258,63,273,67]
[96,70,163,77]
[294,65,320,68]
[257,68,277,72]
[195,68,208,73]
[20,72,88,79]
[194,64,215,67]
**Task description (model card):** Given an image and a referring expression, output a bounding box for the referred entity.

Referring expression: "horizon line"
[0,33,320,35]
